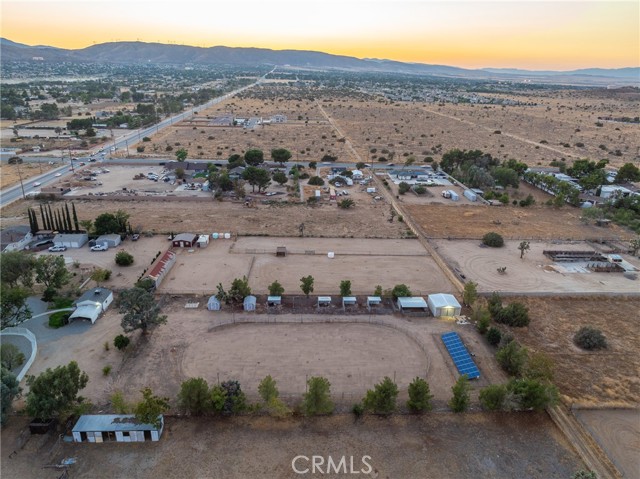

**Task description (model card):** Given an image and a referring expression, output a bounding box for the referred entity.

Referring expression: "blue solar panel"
[440,332,480,379]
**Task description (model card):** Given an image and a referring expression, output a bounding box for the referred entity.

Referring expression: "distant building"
[69,288,114,324]
[72,414,164,443]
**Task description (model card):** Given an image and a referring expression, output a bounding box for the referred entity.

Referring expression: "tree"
[496,341,528,377]
[178,378,210,416]
[407,377,433,413]
[243,166,271,193]
[630,238,640,256]
[300,275,314,297]
[479,384,509,411]
[338,198,355,209]
[391,284,412,299]
[268,280,284,296]
[302,376,334,416]
[482,232,504,247]
[449,374,470,412]
[518,241,530,259]
[507,378,558,410]
[0,344,25,370]
[118,287,167,335]
[115,251,134,266]
[258,375,290,417]
[25,361,88,420]
[244,149,264,166]
[524,351,554,382]
[495,302,530,327]
[113,334,130,351]
[34,255,70,290]
[472,304,491,334]
[220,380,247,415]
[308,176,324,186]
[363,376,398,415]
[462,281,478,306]
[339,280,352,297]
[1,367,21,426]
[272,171,288,186]
[487,292,503,318]
[228,276,251,304]
[492,167,519,188]
[374,285,383,297]
[574,327,607,350]
[175,167,185,180]
[615,163,640,183]
[90,268,112,286]
[1,251,35,288]
[398,182,411,195]
[356,162,365,170]
[134,387,169,428]
[271,148,292,165]
[93,213,121,235]
[1,285,31,330]
[572,470,598,479]
[175,148,188,162]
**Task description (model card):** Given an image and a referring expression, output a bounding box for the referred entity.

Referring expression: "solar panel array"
[441,332,480,379]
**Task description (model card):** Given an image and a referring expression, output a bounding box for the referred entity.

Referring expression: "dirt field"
[0,161,61,189]
[575,408,640,479]
[406,204,634,240]
[161,237,454,295]
[434,239,640,294]
[506,297,640,407]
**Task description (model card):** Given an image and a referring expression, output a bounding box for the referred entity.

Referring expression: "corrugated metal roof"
[72,415,161,432]
[428,293,461,309]
[397,297,428,308]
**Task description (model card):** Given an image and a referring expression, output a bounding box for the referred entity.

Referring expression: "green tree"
[243,166,271,193]
[272,171,288,186]
[175,148,188,162]
[271,148,292,165]
[338,198,355,209]
[496,341,528,376]
[178,377,210,416]
[0,344,25,370]
[449,374,471,412]
[373,285,383,297]
[518,241,530,259]
[90,268,112,286]
[398,182,411,195]
[339,280,352,297]
[210,385,227,414]
[228,276,251,304]
[25,361,88,420]
[0,251,35,288]
[302,376,334,416]
[258,375,290,417]
[0,285,31,329]
[308,176,324,186]
[524,351,554,382]
[487,292,503,318]
[479,384,509,411]
[462,281,478,306]
[507,378,558,410]
[220,380,247,415]
[572,470,598,479]
[482,232,504,247]
[115,251,134,266]
[472,304,491,334]
[118,287,167,335]
[492,167,519,188]
[34,255,70,290]
[391,284,412,299]
[630,238,640,256]
[113,334,130,351]
[615,163,640,183]
[574,326,607,350]
[407,377,433,413]
[134,387,169,428]
[244,149,264,166]
[363,376,399,415]
[495,302,530,327]
[1,367,21,426]
[300,275,314,297]
[268,280,284,296]
[93,213,121,235]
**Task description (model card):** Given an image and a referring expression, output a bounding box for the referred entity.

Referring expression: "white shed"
[72,414,164,443]
[53,233,88,248]
[69,288,113,324]
[342,296,357,310]
[207,296,221,311]
[267,296,282,306]
[243,295,256,311]
[367,296,382,311]
[96,234,122,248]
[197,234,209,248]
[428,293,462,317]
[317,296,332,307]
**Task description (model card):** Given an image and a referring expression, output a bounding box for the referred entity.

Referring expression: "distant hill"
[1,38,638,86]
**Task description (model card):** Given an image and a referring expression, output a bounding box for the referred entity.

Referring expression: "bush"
[574,327,607,350]
[102,365,112,376]
[136,146,145,153]
[114,335,130,351]
[0,344,25,370]
[363,377,399,415]
[398,182,411,195]
[48,311,70,328]
[494,302,530,327]
[115,251,134,266]
[352,402,364,419]
[482,232,504,247]
[42,287,57,302]
[407,377,433,413]
[308,176,324,186]
[391,284,412,299]
[496,341,528,377]
[486,327,502,346]
[479,384,508,411]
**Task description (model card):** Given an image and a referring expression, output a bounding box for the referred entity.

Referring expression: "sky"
[1,0,638,70]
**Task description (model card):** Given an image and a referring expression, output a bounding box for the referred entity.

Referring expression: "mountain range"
[1,38,638,86]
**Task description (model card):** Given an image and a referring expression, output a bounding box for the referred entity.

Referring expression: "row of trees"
[27,203,81,235]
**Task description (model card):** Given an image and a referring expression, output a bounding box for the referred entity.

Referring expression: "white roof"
[318,296,332,302]
[428,293,461,309]
[69,303,101,323]
[367,296,382,303]
[397,297,428,308]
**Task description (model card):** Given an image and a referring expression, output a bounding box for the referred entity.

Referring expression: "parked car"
[131,234,140,241]
[90,244,108,252]
[48,245,67,252]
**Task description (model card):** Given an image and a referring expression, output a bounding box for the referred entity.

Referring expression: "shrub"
[574,327,607,350]
[136,146,145,153]
[482,232,504,247]
[391,284,412,299]
[0,344,25,370]
[479,384,508,411]
[308,176,324,186]
[495,302,530,327]
[407,377,433,413]
[102,365,112,376]
[115,251,134,266]
[142,136,151,142]
[496,341,528,377]
[363,377,399,415]
[352,402,364,419]
[398,182,411,195]
[114,335,130,351]
[486,327,502,346]
[48,311,70,328]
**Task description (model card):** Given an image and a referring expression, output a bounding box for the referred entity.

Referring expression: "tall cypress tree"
[47,204,54,231]
[31,208,39,233]
[72,203,80,232]
[65,203,73,233]
[55,210,63,232]
[39,204,47,230]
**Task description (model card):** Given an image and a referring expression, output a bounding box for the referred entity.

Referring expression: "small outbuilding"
[147,250,176,288]
[96,234,121,248]
[196,234,209,248]
[53,233,88,249]
[267,296,282,307]
[72,414,164,443]
[243,295,256,311]
[317,296,332,308]
[207,296,221,311]
[366,296,382,311]
[69,288,113,324]
[276,246,287,257]
[172,233,198,248]
[428,293,462,317]
[342,296,357,310]
[397,297,429,313]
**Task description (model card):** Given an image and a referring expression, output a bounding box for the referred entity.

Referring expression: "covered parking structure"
[396,297,428,314]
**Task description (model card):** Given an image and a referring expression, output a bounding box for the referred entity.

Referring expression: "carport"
[397,297,428,314]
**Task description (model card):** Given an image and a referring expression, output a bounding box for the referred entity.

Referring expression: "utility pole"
[16,161,26,199]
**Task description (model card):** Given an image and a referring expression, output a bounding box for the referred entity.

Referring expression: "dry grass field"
[506,296,640,407]
[0,162,60,189]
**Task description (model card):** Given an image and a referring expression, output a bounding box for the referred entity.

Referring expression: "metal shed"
[96,234,122,248]
[243,295,256,311]
[53,233,88,248]
[207,296,221,311]
[342,296,357,310]
[317,296,332,307]
[267,296,282,306]
[397,297,428,313]
[367,296,382,311]
[72,414,164,443]
[427,294,462,317]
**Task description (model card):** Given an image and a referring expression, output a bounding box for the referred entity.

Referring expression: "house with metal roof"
[69,288,113,324]
[72,414,164,443]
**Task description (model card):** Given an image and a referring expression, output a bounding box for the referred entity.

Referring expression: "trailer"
[449,190,459,201]
[463,190,477,202]
[329,188,337,200]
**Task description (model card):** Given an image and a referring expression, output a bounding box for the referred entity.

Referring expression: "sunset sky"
[1,0,638,70]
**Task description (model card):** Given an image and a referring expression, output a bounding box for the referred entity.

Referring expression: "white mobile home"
[69,288,113,324]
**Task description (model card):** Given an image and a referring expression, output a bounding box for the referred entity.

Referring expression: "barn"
[172,233,198,248]
[72,414,164,443]
[428,293,462,317]
[69,288,113,324]
[147,250,176,288]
